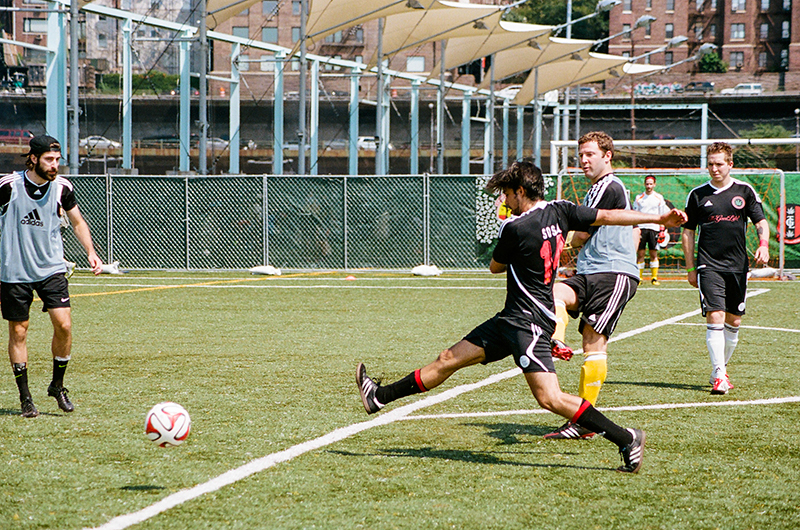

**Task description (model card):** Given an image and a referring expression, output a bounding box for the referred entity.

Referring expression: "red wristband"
[759,239,768,248]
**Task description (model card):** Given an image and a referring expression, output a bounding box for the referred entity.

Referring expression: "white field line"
[405,395,800,420]
[70,283,506,290]
[673,322,800,333]
[85,288,770,530]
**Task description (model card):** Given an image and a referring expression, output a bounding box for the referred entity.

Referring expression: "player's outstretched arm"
[592,208,687,228]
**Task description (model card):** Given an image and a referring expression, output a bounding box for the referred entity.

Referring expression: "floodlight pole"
[630,37,636,168]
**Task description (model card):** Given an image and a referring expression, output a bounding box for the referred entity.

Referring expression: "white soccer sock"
[723,323,740,366]
[706,324,726,380]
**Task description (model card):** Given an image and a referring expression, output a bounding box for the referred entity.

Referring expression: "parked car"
[356,136,393,150]
[565,86,599,99]
[79,135,121,149]
[192,137,229,150]
[720,83,763,95]
[0,128,34,145]
[679,81,715,93]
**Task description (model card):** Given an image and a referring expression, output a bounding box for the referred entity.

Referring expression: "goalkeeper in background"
[633,175,670,285]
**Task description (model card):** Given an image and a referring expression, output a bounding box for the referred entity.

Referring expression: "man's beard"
[34,160,57,181]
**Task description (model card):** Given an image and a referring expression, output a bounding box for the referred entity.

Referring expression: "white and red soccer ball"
[145,402,191,447]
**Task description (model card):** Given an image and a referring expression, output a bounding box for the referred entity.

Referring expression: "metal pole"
[795,108,799,172]
[410,80,420,174]
[298,0,308,174]
[198,0,208,174]
[179,33,191,172]
[428,102,435,173]
[309,59,319,175]
[349,67,360,175]
[436,40,445,175]
[273,52,285,175]
[122,18,132,170]
[376,18,384,175]
[68,0,79,174]
[229,42,240,174]
[461,91,471,175]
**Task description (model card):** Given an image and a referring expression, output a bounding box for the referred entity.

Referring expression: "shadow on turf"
[328,447,606,472]
[605,379,707,392]
[120,485,167,492]
[0,408,65,417]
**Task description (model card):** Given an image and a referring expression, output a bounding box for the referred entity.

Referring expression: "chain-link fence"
[62,174,500,271]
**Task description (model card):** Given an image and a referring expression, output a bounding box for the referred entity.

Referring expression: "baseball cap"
[23,135,61,157]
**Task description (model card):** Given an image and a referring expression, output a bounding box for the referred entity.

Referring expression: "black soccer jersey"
[683,179,766,273]
[493,200,597,325]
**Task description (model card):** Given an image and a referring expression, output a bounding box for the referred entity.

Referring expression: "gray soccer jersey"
[0,172,68,282]
[576,173,639,278]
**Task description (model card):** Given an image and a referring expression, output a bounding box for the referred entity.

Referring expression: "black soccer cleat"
[21,397,39,418]
[356,363,384,415]
[617,428,646,473]
[48,384,75,413]
[543,421,596,439]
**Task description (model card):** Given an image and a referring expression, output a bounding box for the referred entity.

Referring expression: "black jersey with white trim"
[493,200,597,324]
[683,179,765,273]
[0,171,77,214]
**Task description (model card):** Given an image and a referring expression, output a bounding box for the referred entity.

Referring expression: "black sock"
[573,400,634,448]
[375,370,427,405]
[13,363,32,401]
[52,358,69,388]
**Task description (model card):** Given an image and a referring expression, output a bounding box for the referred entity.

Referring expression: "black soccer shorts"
[697,267,748,316]
[561,272,639,338]
[638,228,659,251]
[1,273,71,322]
[463,314,556,374]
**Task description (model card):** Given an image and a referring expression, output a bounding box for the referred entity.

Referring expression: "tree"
[506,0,609,49]
[697,52,727,73]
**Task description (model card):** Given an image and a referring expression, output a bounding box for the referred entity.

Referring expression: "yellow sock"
[637,262,644,279]
[650,260,659,281]
[553,300,568,343]
[578,352,607,406]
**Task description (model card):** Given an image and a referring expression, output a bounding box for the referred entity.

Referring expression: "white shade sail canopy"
[371,1,504,66]
[511,52,664,105]
[206,0,265,29]
[427,20,554,78]
[305,0,447,47]
[477,36,596,89]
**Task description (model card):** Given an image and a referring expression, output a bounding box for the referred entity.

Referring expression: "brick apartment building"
[608,0,799,76]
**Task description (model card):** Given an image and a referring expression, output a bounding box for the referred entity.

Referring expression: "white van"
[720,83,763,95]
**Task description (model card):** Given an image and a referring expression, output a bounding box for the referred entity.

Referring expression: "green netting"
[61,171,795,271]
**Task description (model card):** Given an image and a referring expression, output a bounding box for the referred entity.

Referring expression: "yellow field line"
[70,271,338,298]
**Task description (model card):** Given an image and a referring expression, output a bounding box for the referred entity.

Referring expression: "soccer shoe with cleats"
[356,363,384,414]
[543,421,596,440]
[709,373,733,389]
[48,384,75,412]
[550,338,574,361]
[21,397,39,418]
[617,428,645,473]
[650,278,660,286]
[710,377,730,395]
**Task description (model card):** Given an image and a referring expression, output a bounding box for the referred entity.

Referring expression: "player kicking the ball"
[356,160,687,473]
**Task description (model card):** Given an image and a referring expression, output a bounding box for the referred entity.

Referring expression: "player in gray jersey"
[1,135,103,418]
[545,131,641,440]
